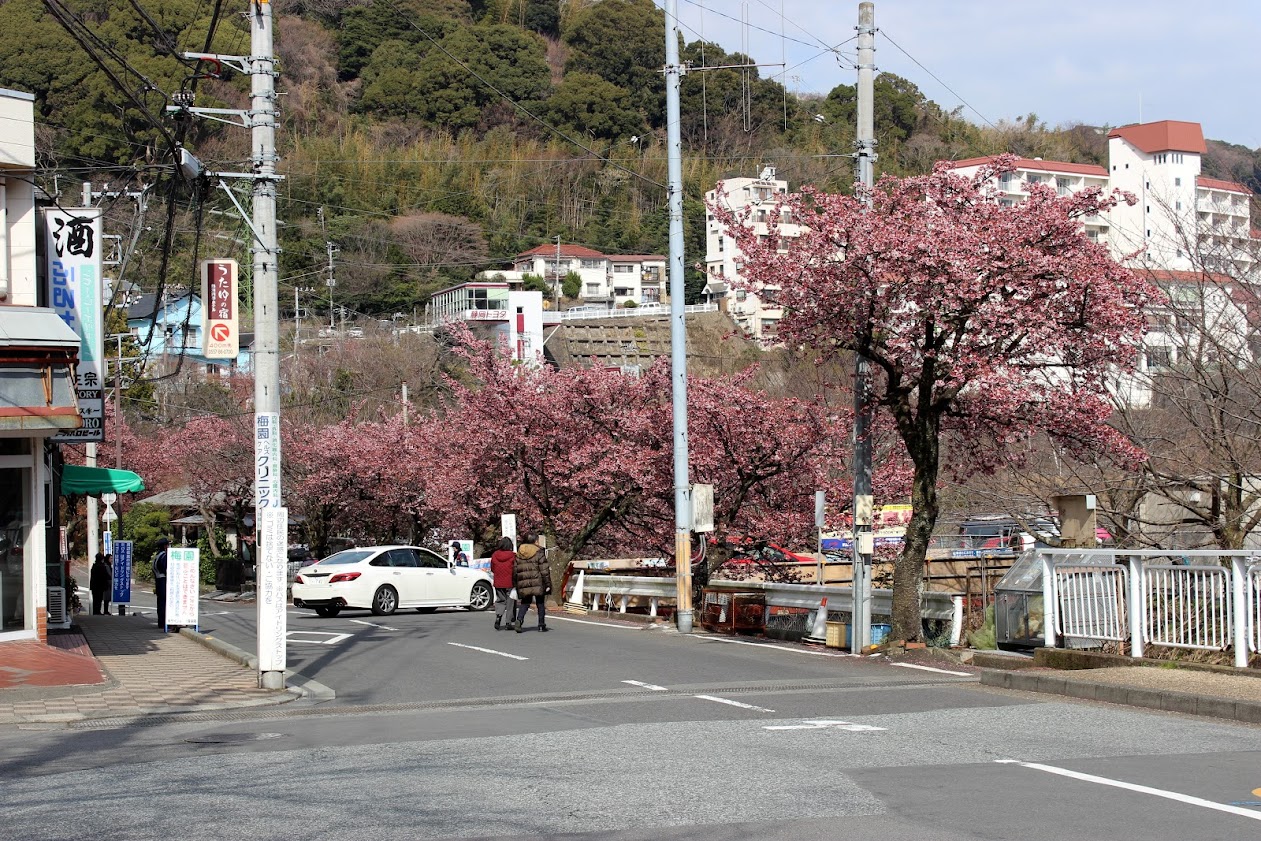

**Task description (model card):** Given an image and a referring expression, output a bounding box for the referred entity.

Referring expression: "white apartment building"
[476,244,666,309]
[704,166,801,342]
[942,120,1257,408]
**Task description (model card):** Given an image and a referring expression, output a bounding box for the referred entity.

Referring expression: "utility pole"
[851,1,877,655]
[665,0,694,633]
[320,207,337,329]
[554,235,562,309]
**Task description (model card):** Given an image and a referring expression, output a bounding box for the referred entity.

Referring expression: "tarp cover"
[60,465,145,495]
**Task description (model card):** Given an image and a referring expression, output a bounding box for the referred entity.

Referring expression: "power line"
[879,28,998,131]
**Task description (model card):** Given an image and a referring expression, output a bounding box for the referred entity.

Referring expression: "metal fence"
[1144,563,1233,651]
[1041,549,1261,667]
[1052,564,1127,642]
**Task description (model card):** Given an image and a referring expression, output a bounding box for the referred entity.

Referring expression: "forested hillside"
[3,0,1258,320]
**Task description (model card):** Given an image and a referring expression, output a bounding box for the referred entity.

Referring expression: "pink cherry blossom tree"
[715,157,1155,640]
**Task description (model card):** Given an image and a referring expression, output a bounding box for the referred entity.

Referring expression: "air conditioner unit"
[47,586,71,629]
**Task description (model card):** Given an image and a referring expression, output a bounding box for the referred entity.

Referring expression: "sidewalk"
[0,611,299,725]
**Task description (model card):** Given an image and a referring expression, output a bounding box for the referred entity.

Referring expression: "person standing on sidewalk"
[89,552,111,615]
[152,537,170,629]
[489,537,517,630]
[512,533,550,633]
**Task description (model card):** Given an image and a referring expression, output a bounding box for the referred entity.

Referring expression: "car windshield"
[317,549,374,565]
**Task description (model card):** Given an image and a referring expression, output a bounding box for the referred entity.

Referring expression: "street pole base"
[676,609,694,634]
[259,670,285,690]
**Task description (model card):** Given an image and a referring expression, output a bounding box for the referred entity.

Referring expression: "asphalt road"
[4,596,1261,840]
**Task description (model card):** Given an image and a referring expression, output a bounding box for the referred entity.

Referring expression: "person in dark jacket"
[153,537,170,629]
[512,533,551,633]
[90,552,111,615]
[489,537,516,630]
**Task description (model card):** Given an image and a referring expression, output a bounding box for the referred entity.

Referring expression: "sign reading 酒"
[46,208,104,443]
[201,259,240,359]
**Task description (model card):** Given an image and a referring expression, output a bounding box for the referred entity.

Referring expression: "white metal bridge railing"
[1040,549,1261,668]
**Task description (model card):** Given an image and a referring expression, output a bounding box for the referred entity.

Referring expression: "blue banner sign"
[112,540,133,603]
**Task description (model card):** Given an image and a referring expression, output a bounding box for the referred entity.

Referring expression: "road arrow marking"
[890,662,973,676]
[764,719,887,732]
[349,619,398,631]
[622,680,669,691]
[286,631,352,645]
[447,642,528,661]
[694,694,774,713]
[996,760,1261,821]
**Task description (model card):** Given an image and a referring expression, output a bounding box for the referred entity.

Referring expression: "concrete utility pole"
[554,235,562,308]
[851,1,877,655]
[664,0,694,633]
[320,208,338,330]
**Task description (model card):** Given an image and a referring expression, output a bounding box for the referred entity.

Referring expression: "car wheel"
[467,580,492,611]
[371,585,398,616]
[314,605,341,618]
[415,607,437,614]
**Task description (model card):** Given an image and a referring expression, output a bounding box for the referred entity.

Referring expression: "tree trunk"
[892,419,941,642]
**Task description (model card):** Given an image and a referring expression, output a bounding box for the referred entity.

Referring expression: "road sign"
[201,258,239,359]
[112,540,132,603]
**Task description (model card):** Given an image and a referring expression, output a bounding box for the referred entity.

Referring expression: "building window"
[1173,153,1183,164]
[580,259,602,269]
[718,237,724,253]
[613,287,634,297]
[1154,153,1167,165]
[1175,177,1182,187]
[1146,346,1172,369]
[613,264,634,273]
[1057,177,1071,196]
[585,284,601,295]
[1176,201,1182,211]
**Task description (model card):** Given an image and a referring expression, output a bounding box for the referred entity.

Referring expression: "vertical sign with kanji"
[165,547,200,629]
[201,258,239,359]
[255,412,282,510]
[46,208,104,442]
[257,506,288,673]
[111,540,133,605]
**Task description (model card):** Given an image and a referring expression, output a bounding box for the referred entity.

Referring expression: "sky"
[666,0,1260,149]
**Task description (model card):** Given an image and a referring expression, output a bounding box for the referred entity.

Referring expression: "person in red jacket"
[489,537,517,630]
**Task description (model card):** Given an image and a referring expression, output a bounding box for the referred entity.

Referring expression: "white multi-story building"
[942,120,1257,408]
[476,244,666,309]
[704,166,801,342]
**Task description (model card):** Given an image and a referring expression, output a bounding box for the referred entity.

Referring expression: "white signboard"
[200,258,239,359]
[501,513,517,547]
[47,207,104,442]
[165,547,200,628]
[257,506,288,673]
[255,412,282,509]
[506,290,545,368]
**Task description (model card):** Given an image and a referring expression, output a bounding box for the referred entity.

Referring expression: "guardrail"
[1041,550,1261,667]
[557,303,717,322]
[565,573,963,643]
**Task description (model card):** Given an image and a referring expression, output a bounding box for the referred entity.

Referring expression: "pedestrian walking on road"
[152,537,170,629]
[489,537,517,630]
[89,552,111,615]
[512,533,551,633]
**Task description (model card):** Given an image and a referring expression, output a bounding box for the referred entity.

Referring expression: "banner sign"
[448,539,481,570]
[255,412,282,509]
[46,207,104,442]
[257,506,288,673]
[112,540,133,604]
[165,547,200,628]
[102,529,112,557]
[201,258,239,359]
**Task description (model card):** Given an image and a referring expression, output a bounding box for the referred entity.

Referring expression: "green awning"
[60,465,146,496]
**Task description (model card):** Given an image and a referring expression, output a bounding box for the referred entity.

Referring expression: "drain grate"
[184,732,287,744]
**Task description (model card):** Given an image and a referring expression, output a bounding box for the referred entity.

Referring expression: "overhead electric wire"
[879,28,999,131]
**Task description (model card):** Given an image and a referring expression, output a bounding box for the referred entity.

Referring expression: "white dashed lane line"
[446,642,529,661]
[693,694,775,713]
[622,680,669,691]
[349,619,399,631]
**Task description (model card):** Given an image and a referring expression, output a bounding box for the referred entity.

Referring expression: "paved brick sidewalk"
[0,612,294,725]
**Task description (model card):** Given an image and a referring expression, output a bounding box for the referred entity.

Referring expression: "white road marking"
[447,642,528,661]
[553,616,638,629]
[287,631,352,645]
[693,694,775,713]
[764,719,886,732]
[890,662,973,677]
[697,636,856,657]
[996,760,1261,821]
[622,680,669,691]
[349,619,398,631]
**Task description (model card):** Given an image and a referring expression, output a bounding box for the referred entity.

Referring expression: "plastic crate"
[826,621,892,648]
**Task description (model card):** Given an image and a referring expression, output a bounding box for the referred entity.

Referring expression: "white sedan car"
[291,545,493,617]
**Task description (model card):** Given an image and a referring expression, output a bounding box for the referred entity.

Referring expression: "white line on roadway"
[890,662,973,677]
[697,636,856,657]
[552,616,638,629]
[349,619,398,631]
[447,642,528,661]
[287,631,352,645]
[764,720,887,732]
[996,760,1261,821]
[622,680,669,691]
[693,694,775,713]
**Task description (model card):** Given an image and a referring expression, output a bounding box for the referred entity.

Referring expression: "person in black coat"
[89,553,111,615]
[153,537,170,628]
[511,534,551,633]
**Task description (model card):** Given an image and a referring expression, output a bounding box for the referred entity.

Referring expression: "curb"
[980,668,1261,725]
[179,628,335,702]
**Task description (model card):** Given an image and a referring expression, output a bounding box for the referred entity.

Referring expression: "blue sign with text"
[112,540,133,603]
